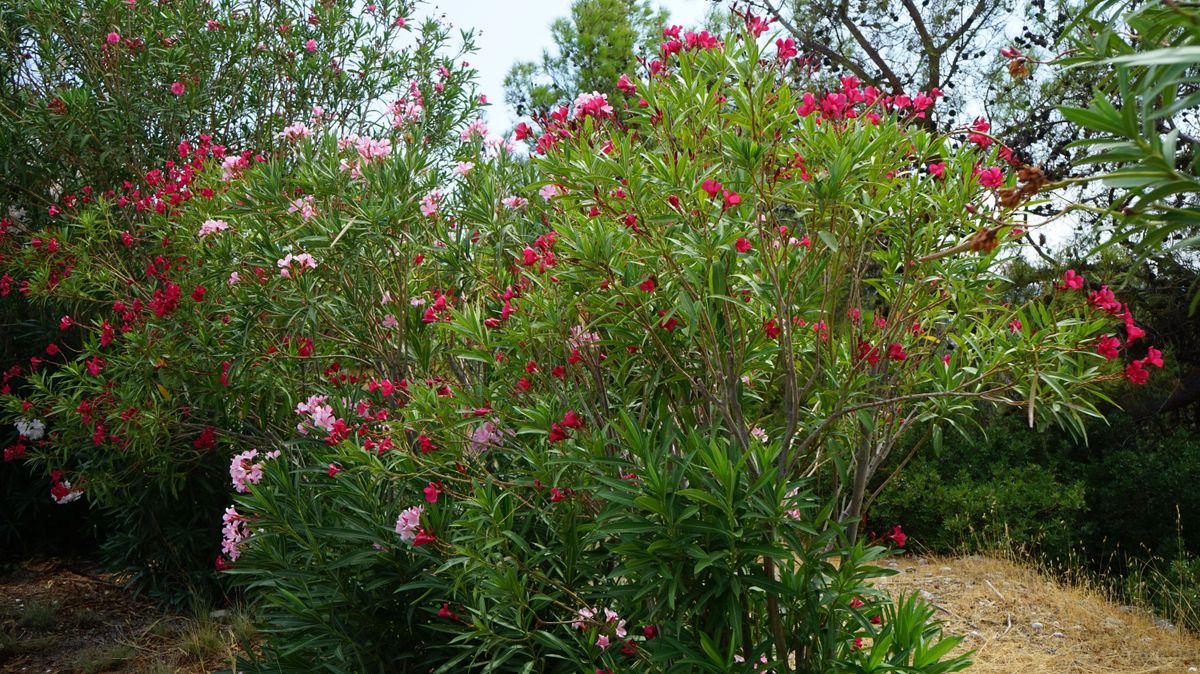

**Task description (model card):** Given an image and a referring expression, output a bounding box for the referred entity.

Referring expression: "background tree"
[503,0,667,119]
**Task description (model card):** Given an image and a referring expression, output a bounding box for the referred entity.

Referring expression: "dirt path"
[0,559,239,673]
[874,555,1200,674]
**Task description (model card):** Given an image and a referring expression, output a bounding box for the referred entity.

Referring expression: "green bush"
[0,6,1154,672]
[868,415,1087,557]
[0,0,472,600]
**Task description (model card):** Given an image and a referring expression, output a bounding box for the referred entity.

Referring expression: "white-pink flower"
[539,184,564,201]
[420,189,442,217]
[288,195,317,222]
[382,314,399,329]
[459,117,488,141]
[355,136,392,162]
[199,219,230,237]
[277,252,318,278]
[277,121,312,142]
[228,271,240,286]
[454,161,474,176]
[501,196,528,210]
[395,505,424,542]
[572,91,614,119]
[390,95,423,128]
[571,606,595,630]
[221,506,250,560]
[221,155,248,181]
[230,449,264,493]
[468,420,513,453]
[567,326,600,351]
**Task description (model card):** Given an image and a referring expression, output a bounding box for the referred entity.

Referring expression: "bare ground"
[874,554,1200,674]
[0,558,242,674]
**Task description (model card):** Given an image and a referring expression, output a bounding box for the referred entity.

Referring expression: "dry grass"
[874,554,1200,674]
[0,558,251,673]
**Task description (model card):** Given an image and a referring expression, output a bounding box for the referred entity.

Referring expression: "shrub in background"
[867,414,1088,558]
[0,0,474,600]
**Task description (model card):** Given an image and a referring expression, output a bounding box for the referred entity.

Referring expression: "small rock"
[1186,667,1196,672]
[919,590,934,600]
[905,566,916,573]
[969,630,982,638]
[1031,621,1044,631]
[1052,632,1065,638]
[940,566,952,573]
[1154,618,1176,631]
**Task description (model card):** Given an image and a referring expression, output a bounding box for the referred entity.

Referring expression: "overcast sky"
[430,0,712,131]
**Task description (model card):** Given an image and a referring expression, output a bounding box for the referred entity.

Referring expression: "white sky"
[429,0,711,131]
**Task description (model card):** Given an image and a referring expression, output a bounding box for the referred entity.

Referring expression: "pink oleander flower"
[277,252,318,278]
[228,271,240,286]
[198,219,230,237]
[572,606,596,630]
[221,506,250,560]
[459,118,489,141]
[170,81,186,96]
[776,37,798,63]
[230,449,264,493]
[277,121,313,142]
[221,155,248,181]
[468,420,512,453]
[1095,334,1120,360]
[567,325,600,351]
[288,195,317,221]
[1062,269,1085,290]
[355,136,391,161]
[572,91,614,119]
[977,166,1004,188]
[539,183,564,201]
[750,426,768,443]
[382,314,399,329]
[1146,346,1165,368]
[304,39,316,52]
[420,189,442,217]
[501,195,528,209]
[106,32,121,45]
[395,505,424,542]
[454,161,474,176]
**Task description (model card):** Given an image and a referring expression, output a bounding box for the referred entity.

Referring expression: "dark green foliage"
[868,417,1087,557]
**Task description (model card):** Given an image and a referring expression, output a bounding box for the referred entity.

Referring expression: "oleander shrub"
[0,0,425,227]
[0,0,478,599]
[0,8,1163,672]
